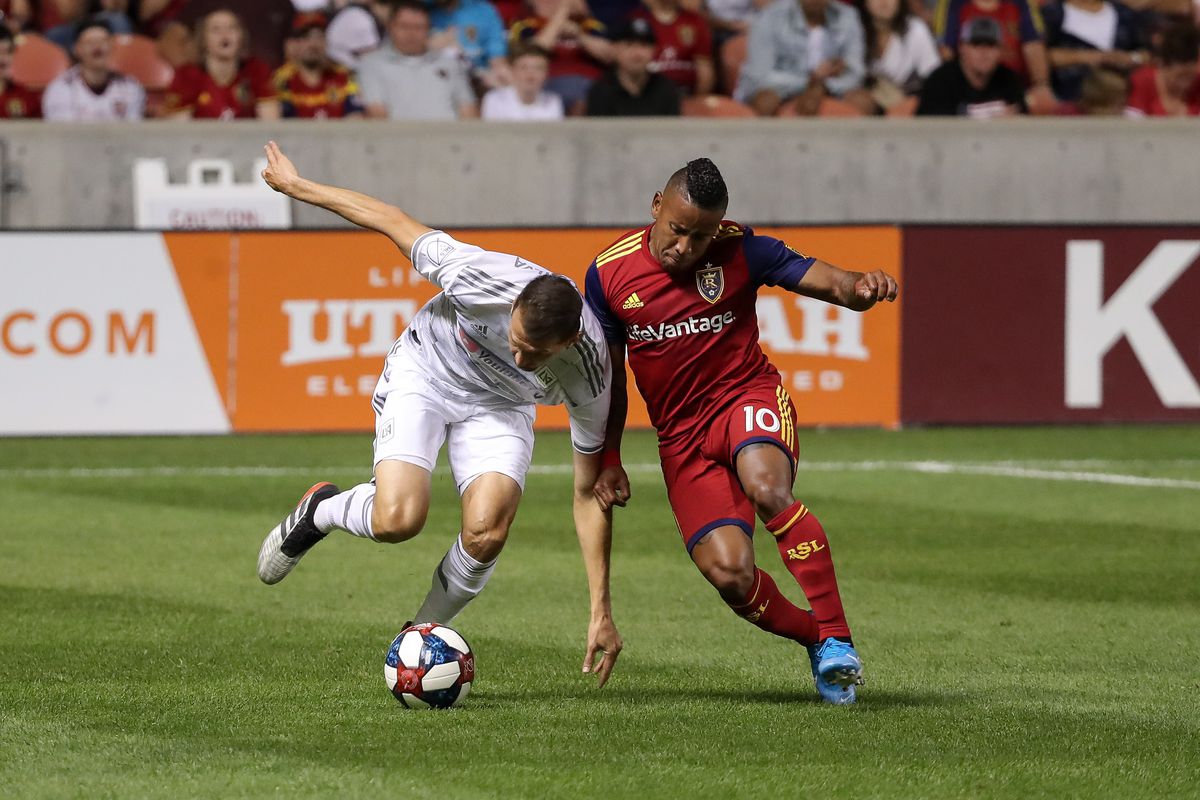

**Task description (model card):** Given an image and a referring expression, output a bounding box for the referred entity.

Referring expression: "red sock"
[767,501,852,641]
[727,567,819,645]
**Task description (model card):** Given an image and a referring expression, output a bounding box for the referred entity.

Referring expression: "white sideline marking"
[1,460,1198,489]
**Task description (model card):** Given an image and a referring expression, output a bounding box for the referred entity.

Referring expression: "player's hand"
[582,613,623,688]
[593,465,631,511]
[261,140,301,196]
[853,269,899,307]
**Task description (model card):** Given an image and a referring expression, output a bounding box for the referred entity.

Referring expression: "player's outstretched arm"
[572,449,623,688]
[592,343,631,512]
[796,259,899,312]
[260,140,432,259]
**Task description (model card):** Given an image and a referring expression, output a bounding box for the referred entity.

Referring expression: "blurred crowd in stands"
[0,0,1197,120]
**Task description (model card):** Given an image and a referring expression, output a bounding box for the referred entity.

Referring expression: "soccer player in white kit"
[256,141,623,685]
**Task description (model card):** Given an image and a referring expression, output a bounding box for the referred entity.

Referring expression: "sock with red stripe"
[767,501,852,641]
[727,567,820,645]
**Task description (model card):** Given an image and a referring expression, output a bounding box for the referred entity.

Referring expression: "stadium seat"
[719,34,747,96]
[682,95,755,117]
[11,33,70,90]
[777,96,865,117]
[109,34,174,91]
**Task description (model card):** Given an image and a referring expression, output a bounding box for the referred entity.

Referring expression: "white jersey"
[398,230,611,454]
[42,67,145,121]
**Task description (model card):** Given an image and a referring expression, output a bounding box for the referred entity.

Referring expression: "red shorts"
[659,381,800,552]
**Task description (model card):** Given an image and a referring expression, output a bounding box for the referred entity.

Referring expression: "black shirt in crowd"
[916,61,1028,117]
[586,70,681,117]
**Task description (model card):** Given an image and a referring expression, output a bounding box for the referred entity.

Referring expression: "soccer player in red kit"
[585,158,898,704]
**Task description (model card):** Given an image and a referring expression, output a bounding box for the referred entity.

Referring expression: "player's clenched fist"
[593,465,631,511]
[853,269,899,308]
[261,140,301,196]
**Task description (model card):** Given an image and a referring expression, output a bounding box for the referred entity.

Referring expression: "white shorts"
[371,340,535,494]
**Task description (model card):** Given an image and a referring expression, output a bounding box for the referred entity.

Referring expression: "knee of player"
[460,522,510,562]
[702,558,755,597]
[743,481,794,522]
[371,501,427,543]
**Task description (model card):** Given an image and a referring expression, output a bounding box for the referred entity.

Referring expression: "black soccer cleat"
[256,482,340,585]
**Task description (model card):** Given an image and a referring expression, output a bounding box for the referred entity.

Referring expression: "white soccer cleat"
[257,482,340,585]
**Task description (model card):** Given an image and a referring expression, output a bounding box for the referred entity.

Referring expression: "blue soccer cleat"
[806,638,862,705]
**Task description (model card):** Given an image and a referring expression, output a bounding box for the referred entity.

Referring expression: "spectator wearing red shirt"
[630,0,715,95]
[160,0,293,69]
[273,12,365,118]
[165,8,280,119]
[1125,21,1200,116]
[511,0,613,110]
[0,25,41,117]
[935,0,1056,109]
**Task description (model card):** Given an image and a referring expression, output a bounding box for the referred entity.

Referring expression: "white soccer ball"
[384,623,474,709]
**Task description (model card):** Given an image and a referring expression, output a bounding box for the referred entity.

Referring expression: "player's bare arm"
[260,140,432,259]
[795,259,899,312]
[592,342,632,512]
[572,449,623,688]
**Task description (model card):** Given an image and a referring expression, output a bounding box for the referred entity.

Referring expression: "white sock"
[412,534,497,624]
[313,483,377,540]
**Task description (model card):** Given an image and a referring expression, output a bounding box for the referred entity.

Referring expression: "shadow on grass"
[468,685,959,709]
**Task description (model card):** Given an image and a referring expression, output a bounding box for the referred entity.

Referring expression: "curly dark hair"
[666,158,729,211]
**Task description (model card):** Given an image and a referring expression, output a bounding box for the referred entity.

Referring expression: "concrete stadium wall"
[0,118,1196,230]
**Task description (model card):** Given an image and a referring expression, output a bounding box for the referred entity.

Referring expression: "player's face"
[649,189,725,276]
[73,28,111,71]
[205,11,243,60]
[508,306,577,371]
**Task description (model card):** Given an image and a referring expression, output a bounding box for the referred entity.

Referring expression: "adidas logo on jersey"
[622,293,644,310]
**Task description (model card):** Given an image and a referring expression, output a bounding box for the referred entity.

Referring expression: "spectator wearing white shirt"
[357,0,478,119]
[43,17,144,121]
[854,0,940,111]
[482,42,564,119]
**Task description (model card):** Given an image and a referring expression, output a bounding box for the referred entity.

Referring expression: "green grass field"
[2,426,1198,799]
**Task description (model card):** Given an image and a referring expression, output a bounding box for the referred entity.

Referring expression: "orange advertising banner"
[165,227,900,433]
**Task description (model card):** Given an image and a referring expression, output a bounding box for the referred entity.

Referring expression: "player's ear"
[651,191,663,220]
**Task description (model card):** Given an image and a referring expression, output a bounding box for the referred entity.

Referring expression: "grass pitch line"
[2,461,1199,489]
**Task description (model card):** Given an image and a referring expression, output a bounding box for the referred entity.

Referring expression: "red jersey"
[165,59,276,119]
[0,81,42,119]
[584,222,814,444]
[272,62,364,118]
[510,15,607,80]
[630,8,713,93]
[1125,65,1200,117]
